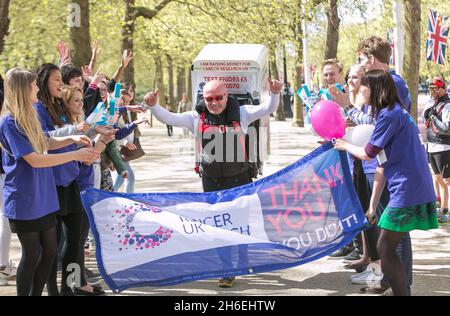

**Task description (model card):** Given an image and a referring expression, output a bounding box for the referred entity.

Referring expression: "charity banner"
[81,142,366,292]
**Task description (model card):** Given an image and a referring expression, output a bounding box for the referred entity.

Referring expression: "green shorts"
[378,202,439,232]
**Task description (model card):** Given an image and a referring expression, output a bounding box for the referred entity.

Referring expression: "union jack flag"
[426,9,449,65]
[387,28,395,66]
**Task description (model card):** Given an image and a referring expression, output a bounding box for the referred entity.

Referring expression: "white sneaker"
[0,261,17,281]
[351,270,383,286]
[0,275,8,286]
[350,266,373,279]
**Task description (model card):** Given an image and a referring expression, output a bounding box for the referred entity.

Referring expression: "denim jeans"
[113,161,135,193]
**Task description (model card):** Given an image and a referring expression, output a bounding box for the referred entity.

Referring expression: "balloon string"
[331,138,336,145]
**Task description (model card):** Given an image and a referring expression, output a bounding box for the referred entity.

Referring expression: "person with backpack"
[424,77,450,223]
[142,78,282,288]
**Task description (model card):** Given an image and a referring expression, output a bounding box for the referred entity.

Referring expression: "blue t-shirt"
[76,162,94,192]
[34,101,79,187]
[390,69,411,113]
[360,104,378,174]
[0,115,59,220]
[368,104,435,208]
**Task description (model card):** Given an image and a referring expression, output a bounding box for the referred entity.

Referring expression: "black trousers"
[201,171,253,192]
[201,171,252,275]
[166,125,173,137]
[352,159,369,252]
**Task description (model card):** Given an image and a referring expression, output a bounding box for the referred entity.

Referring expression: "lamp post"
[282,46,293,118]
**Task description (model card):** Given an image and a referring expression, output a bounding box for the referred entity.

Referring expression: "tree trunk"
[69,0,91,68]
[155,55,166,108]
[270,48,285,121]
[403,0,420,122]
[176,65,186,102]
[324,0,340,60]
[167,55,176,111]
[292,0,304,127]
[122,0,137,85]
[0,0,10,55]
[121,0,172,85]
[188,66,193,103]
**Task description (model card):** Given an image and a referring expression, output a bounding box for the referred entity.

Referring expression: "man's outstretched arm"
[143,89,196,133]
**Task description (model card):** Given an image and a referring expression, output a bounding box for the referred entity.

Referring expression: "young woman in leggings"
[334,70,439,296]
[34,63,101,296]
[0,68,98,296]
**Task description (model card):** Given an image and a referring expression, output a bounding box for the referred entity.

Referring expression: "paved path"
[1,96,449,296]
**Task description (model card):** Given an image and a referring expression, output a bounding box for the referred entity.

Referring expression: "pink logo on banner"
[106,202,174,252]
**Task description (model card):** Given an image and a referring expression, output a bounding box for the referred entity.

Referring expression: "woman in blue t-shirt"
[0,68,98,296]
[334,69,438,296]
[61,85,114,295]
[34,63,104,296]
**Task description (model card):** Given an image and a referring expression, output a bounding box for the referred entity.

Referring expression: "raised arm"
[143,89,195,132]
[243,78,283,125]
[112,49,134,83]
[57,40,72,68]
[88,40,101,74]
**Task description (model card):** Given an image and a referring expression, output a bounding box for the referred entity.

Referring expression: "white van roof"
[192,44,268,70]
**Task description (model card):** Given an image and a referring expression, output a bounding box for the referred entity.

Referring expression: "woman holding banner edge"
[333,69,438,296]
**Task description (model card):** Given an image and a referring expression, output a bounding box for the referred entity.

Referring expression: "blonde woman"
[0,68,98,296]
[347,64,366,109]
[61,86,113,295]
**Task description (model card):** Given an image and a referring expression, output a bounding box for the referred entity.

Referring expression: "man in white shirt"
[142,79,282,288]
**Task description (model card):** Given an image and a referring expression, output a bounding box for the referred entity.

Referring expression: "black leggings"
[202,172,252,274]
[47,212,85,295]
[364,173,391,261]
[202,172,252,192]
[377,229,408,296]
[16,227,57,296]
[364,226,381,260]
[167,124,173,137]
[61,212,84,290]
[78,211,91,287]
[353,159,369,252]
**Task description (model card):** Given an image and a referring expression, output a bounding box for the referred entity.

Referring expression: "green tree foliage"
[0,0,69,71]
[1,0,449,101]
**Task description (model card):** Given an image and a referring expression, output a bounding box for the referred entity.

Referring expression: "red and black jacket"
[194,96,250,179]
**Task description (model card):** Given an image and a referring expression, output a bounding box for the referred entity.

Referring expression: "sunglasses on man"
[204,95,225,103]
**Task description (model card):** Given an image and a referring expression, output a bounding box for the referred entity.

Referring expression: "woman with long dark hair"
[334,69,438,296]
[34,63,102,296]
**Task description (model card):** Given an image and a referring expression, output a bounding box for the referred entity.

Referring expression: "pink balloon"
[310,100,346,140]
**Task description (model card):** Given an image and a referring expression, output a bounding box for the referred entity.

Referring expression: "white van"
[191,44,271,175]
